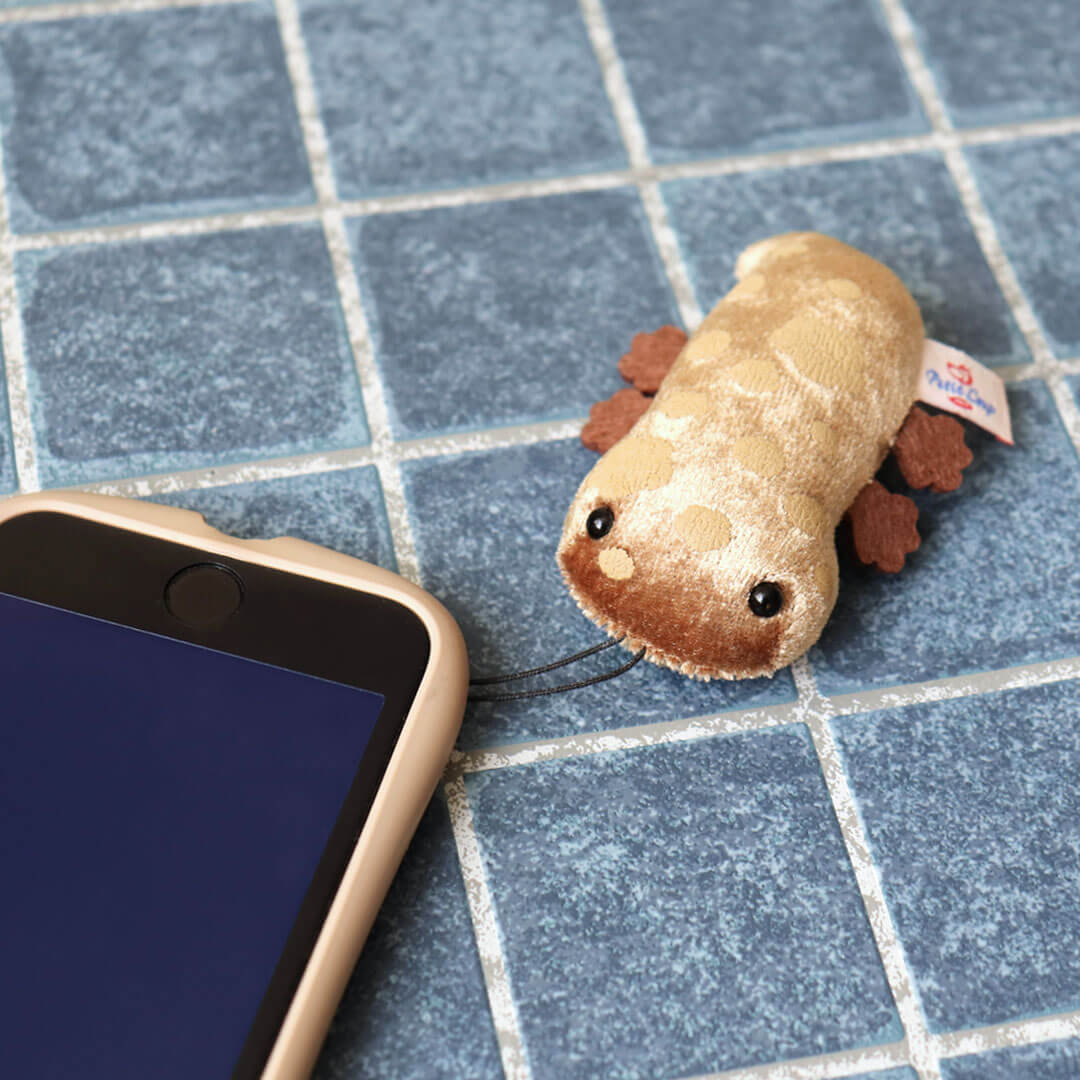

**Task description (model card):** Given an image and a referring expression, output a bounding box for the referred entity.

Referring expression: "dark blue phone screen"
[0,590,385,1078]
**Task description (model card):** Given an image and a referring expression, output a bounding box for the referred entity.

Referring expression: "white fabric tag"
[918,339,1014,445]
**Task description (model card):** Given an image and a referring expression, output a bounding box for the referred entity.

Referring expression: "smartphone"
[0,492,468,1080]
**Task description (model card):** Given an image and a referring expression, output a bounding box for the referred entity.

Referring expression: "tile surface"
[942,1038,1080,1080]
[466,728,900,1080]
[834,679,1080,1033]
[967,135,1080,359]
[663,152,1027,367]
[0,4,312,232]
[17,226,369,486]
[811,381,1080,696]
[403,439,795,750]
[605,0,926,162]
[351,191,682,440]
[905,0,1080,128]
[148,466,396,572]
[300,0,626,198]
[313,793,502,1080]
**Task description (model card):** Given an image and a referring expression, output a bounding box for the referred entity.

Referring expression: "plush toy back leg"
[847,480,921,573]
[892,405,974,492]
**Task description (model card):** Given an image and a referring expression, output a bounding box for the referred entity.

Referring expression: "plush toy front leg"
[580,324,688,453]
[847,480,921,573]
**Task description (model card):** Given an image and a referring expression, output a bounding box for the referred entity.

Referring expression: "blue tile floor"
[4,0,1080,1077]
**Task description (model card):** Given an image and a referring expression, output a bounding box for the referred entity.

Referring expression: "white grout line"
[823,654,1080,718]
[933,1007,1080,1060]
[685,1040,909,1080]
[9,113,1080,257]
[66,416,586,500]
[272,0,421,582]
[792,658,941,1080]
[582,0,706,327]
[455,700,803,774]
[0,138,39,491]
[877,0,1080,462]
[442,772,532,1080]
[453,652,1080,777]
[0,0,251,24]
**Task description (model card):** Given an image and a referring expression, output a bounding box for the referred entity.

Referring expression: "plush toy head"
[557,437,841,679]
[557,232,931,680]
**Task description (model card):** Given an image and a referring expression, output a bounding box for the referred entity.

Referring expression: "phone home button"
[165,563,244,628]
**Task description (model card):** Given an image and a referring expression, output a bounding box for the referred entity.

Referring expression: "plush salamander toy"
[557,232,974,681]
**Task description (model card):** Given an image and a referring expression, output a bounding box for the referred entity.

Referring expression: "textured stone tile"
[351,191,681,440]
[942,1038,1080,1079]
[968,135,1080,359]
[604,0,925,163]
[314,793,502,1080]
[0,4,312,231]
[148,466,396,573]
[466,728,900,1079]
[905,0,1080,127]
[403,439,795,750]
[811,381,1080,696]
[300,0,625,198]
[17,226,369,487]
[834,679,1080,1032]
[663,153,1027,367]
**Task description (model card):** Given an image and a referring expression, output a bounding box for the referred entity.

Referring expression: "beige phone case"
[0,491,469,1080]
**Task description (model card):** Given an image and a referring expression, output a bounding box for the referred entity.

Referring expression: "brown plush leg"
[581,388,651,453]
[618,325,688,394]
[893,405,973,493]
[847,480,921,573]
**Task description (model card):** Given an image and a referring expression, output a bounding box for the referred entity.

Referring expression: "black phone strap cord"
[467,639,646,703]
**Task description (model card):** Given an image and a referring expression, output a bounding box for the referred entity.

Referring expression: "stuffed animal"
[557,232,974,681]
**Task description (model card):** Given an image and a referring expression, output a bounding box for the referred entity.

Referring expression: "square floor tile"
[18,226,369,487]
[147,466,396,573]
[604,0,925,163]
[466,729,900,1079]
[351,190,681,440]
[942,1038,1080,1080]
[663,153,1027,367]
[905,0,1080,128]
[0,4,313,232]
[300,0,625,197]
[403,439,795,750]
[834,679,1080,1033]
[811,381,1080,696]
[968,136,1080,360]
[314,792,502,1080]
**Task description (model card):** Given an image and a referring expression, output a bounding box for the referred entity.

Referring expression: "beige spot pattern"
[588,435,674,499]
[733,435,785,478]
[827,278,862,299]
[684,328,732,364]
[659,390,709,418]
[810,420,839,454]
[728,359,781,394]
[770,312,868,393]
[675,505,732,551]
[814,562,836,600]
[783,493,830,538]
[598,547,635,580]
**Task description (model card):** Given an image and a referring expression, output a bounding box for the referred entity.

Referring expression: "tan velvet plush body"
[557,233,925,680]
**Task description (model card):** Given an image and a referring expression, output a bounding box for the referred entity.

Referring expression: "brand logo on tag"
[919,340,1014,445]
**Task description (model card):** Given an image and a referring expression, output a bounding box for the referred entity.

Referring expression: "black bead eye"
[748,581,783,618]
[586,506,615,540]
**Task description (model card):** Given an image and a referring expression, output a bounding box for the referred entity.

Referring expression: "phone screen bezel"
[0,509,431,1079]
